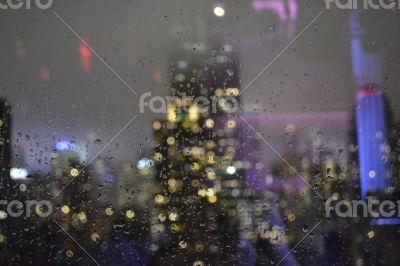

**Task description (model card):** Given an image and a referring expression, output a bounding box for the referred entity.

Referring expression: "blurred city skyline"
[1,1,400,173]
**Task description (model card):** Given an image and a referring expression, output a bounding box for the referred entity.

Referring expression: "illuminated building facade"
[356,87,391,199]
[150,44,242,265]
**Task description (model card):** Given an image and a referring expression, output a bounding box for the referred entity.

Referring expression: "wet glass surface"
[1,1,400,265]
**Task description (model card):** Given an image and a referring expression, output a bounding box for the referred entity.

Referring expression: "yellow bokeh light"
[91,233,100,242]
[167,106,177,123]
[226,119,236,129]
[191,124,201,134]
[205,118,214,128]
[155,194,166,204]
[225,87,239,96]
[170,223,180,233]
[105,207,114,216]
[70,168,79,177]
[179,240,187,249]
[215,88,223,97]
[168,212,178,221]
[77,212,87,223]
[206,151,216,165]
[198,189,206,197]
[168,178,177,187]
[66,250,74,258]
[208,195,217,204]
[191,162,201,172]
[154,152,163,162]
[188,105,200,122]
[167,136,175,145]
[206,140,216,149]
[158,213,167,222]
[61,205,70,214]
[368,230,375,239]
[206,188,215,197]
[206,171,216,180]
[153,121,162,130]
[168,179,182,193]
[213,6,225,17]
[126,210,135,219]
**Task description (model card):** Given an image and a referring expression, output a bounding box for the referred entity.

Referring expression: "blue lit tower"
[356,87,391,199]
[350,11,391,199]
[349,10,399,266]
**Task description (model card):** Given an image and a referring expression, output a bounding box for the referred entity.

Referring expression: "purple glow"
[239,112,349,193]
[252,0,298,37]
[252,0,297,21]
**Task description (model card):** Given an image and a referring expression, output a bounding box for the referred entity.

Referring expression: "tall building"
[0,99,11,260]
[356,86,391,200]
[49,143,96,264]
[150,44,242,265]
[348,11,400,266]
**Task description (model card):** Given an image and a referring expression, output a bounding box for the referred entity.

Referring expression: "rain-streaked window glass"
[1,0,400,265]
